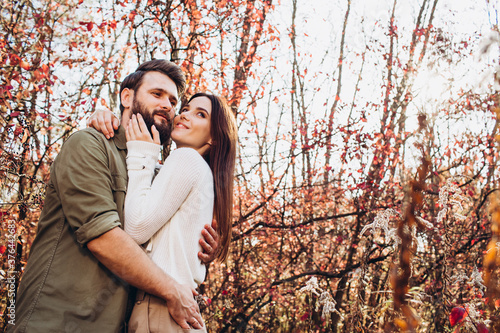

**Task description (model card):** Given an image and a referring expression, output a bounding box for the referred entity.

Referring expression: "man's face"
[130,71,179,144]
[131,98,172,144]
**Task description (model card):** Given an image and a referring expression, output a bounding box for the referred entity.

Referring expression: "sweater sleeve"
[124,146,206,244]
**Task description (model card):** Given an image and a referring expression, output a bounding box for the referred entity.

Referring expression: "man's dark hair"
[119,59,186,114]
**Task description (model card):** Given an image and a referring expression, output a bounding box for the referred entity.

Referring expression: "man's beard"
[131,97,172,145]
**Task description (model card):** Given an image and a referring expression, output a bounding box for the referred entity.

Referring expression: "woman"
[94,93,237,332]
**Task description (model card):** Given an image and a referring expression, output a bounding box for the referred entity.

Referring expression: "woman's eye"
[197,112,205,118]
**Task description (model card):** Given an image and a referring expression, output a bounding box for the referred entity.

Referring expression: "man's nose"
[160,98,173,116]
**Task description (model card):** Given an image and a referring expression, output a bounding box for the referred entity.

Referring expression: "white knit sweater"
[124,142,213,288]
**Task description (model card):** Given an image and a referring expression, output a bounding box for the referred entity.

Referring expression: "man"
[8,60,217,332]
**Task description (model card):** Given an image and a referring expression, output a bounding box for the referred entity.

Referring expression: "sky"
[253,0,500,180]
[61,0,500,183]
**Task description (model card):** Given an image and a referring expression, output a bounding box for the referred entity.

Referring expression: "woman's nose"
[180,111,190,121]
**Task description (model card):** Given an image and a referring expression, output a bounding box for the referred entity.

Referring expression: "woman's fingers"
[87,108,119,139]
[151,125,161,144]
[131,114,141,136]
[103,111,117,138]
[126,114,156,143]
[131,114,144,139]
[198,220,219,264]
[137,113,149,133]
[126,120,135,141]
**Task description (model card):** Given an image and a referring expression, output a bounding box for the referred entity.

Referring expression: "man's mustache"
[151,109,172,123]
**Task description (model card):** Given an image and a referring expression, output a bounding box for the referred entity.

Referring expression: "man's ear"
[120,88,134,127]
[121,88,133,110]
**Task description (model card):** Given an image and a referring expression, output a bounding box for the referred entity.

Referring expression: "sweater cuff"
[126,141,161,171]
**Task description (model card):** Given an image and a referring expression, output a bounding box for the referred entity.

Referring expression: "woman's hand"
[198,219,219,264]
[87,108,119,139]
[126,113,161,145]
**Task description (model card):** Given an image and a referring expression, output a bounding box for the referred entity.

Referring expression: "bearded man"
[9,60,217,333]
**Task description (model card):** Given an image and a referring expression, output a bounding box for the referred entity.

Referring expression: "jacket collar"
[114,126,127,150]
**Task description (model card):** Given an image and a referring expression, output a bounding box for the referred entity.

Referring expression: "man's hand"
[88,228,204,329]
[198,219,219,264]
[166,283,204,329]
[87,108,119,139]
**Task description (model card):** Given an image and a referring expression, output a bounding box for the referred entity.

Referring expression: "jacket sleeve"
[52,129,122,246]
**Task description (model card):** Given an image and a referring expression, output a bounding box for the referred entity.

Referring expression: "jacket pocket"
[111,174,127,193]
[111,174,127,226]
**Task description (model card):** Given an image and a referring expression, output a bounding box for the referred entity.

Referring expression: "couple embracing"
[8,59,237,332]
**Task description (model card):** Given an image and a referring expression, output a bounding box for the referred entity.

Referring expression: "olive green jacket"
[9,127,129,333]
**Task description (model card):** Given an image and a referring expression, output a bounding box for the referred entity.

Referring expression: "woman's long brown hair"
[187,93,237,262]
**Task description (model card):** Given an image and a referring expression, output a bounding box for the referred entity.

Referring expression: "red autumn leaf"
[79,21,93,31]
[100,97,108,108]
[83,88,91,95]
[449,307,466,326]
[0,245,6,254]
[21,129,29,143]
[10,111,20,117]
[477,323,489,333]
[20,60,30,70]
[9,53,20,64]
[14,125,23,136]
[357,182,368,190]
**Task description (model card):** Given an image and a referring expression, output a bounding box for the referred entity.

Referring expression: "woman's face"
[171,96,212,154]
